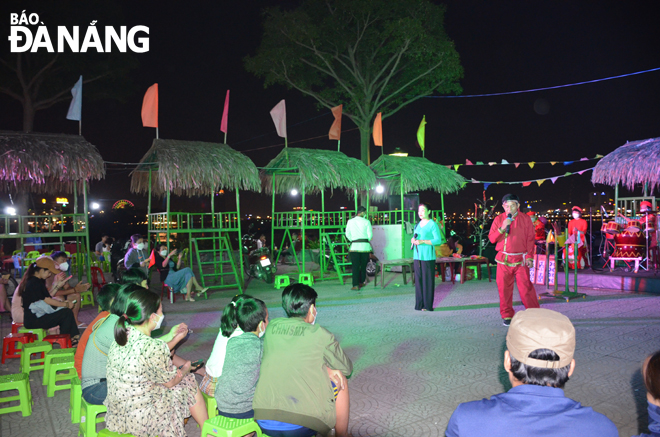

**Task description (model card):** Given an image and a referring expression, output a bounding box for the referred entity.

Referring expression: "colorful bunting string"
[448,155,602,169]
[476,168,595,189]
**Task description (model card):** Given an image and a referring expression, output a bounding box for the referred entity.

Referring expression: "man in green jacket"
[253,284,353,437]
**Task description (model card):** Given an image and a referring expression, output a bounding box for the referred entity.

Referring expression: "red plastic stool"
[11,322,24,334]
[43,334,72,349]
[2,333,36,364]
[90,266,107,293]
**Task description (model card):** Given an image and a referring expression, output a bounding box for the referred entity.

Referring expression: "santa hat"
[641,201,653,210]
[572,206,582,213]
[526,211,536,216]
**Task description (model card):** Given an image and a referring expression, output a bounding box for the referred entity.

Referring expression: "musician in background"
[566,206,589,269]
[641,202,658,268]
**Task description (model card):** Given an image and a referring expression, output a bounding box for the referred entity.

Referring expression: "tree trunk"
[22,98,35,132]
[359,124,371,165]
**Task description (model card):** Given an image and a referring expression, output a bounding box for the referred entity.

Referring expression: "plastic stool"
[11,321,23,334]
[46,355,76,397]
[80,290,95,308]
[200,415,262,437]
[18,326,47,341]
[20,340,53,375]
[43,347,76,385]
[44,334,72,349]
[98,430,139,437]
[274,275,290,290]
[71,376,82,423]
[2,333,35,364]
[0,373,32,417]
[80,397,107,437]
[202,390,218,419]
[298,273,314,286]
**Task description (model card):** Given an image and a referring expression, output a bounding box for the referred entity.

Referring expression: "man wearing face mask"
[48,251,91,328]
[489,194,540,326]
[124,234,150,279]
[565,206,589,270]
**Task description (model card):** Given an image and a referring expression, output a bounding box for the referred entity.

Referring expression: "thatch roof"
[370,155,466,199]
[592,137,660,191]
[0,131,105,194]
[131,139,261,196]
[261,148,376,195]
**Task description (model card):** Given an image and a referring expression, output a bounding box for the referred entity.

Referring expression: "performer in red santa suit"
[527,211,547,241]
[489,194,540,326]
[566,206,589,269]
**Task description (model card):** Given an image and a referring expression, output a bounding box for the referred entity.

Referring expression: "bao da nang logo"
[8,10,149,53]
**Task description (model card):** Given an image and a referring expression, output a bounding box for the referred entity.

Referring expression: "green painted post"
[236,189,244,290]
[301,184,306,274]
[83,180,91,284]
[148,169,152,242]
[166,191,171,249]
[564,229,570,293]
[400,177,405,258]
[271,176,276,257]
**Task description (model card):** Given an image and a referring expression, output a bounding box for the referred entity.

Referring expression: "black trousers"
[414,259,436,311]
[350,252,369,287]
[24,307,80,338]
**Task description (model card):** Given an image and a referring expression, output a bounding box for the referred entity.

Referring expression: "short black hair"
[51,251,67,261]
[121,267,147,285]
[236,298,268,332]
[510,348,571,388]
[97,283,120,312]
[357,206,367,214]
[111,283,144,316]
[282,283,318,318]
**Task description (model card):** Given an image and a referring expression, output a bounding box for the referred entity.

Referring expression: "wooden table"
[375,258,415,288]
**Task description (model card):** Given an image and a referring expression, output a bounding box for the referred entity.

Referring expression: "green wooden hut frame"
[261,148,376,277]
[131,139,261,292]
[369,155,466,260]
[0,131,105,281]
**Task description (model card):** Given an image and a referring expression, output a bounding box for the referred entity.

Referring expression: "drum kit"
[601,213,657,267]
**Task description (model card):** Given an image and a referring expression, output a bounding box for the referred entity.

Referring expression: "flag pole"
[224,132,227,144]
[337,140,340,152]
[78,120,81,136]
[156,127,159,139]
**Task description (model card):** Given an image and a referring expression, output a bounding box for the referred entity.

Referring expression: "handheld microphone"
[411,233,418,250]
[506,214,512,234]
[600,205,609,218]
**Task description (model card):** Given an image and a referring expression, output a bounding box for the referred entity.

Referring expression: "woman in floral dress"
[105,288,208,437]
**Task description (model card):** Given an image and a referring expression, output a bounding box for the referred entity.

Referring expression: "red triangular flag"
[522,181,532,187]
[220,90,230,134]
[466,159,474,165]
[373,112,382,146]
[148,249,156,269]
[141,83,158,128]
[329,105,342,140]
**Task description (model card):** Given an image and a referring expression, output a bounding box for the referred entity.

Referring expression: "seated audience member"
[95,235,110,260]
[82,284,191,405]
[153,243,207,302]
[75,283,119,379]
[201,294,248,396]
[48,251,91,327]
[635,350,660,437]
[124,234,150,277]
[18,257,80,344]
[0,274,10,313]
[105,288,207,436]
[120,267,148,288]
[446,308,618,437]
[254,283,352,437]
[215,296,268,419]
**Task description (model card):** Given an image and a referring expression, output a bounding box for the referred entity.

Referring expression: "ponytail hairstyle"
[236,297,268,333]
[114,288,161,346]
[17,263,46,297]
[110,283,144,317]
[220,294,252,337]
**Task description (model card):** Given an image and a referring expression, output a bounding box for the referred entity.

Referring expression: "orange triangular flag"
[141,83,158,128]
[329,105,342,140]
[373,112,383,146]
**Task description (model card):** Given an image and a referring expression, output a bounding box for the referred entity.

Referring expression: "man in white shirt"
[345,206,373,290]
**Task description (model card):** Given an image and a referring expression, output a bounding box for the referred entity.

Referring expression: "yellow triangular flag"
[454,164,461,171]
[595,154,603,158]
[536,179,544,186]
[417,115,426,151]
[550,161,557,166]
[528,162,535,169]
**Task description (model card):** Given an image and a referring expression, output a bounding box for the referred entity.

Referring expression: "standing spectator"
[256,234,267,249]
[254,283,352,437]
[488,194,540,326]
[345,206,373,290]
[95,235,110,261]
[446,308,618,437]
[124,234,150,278]
[0,274,11,313]
[412,203,443,311]
[105,288,207,436]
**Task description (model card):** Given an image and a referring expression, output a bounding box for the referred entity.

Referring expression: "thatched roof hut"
[370,155,466,199]
[592,137,660,191]
[261,148,376,195]
[0,131,105,193]
[131,139,261,197]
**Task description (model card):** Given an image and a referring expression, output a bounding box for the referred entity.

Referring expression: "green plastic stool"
[80,290,95,308]
[18,327,47,341]
[20,340,52,375]
[46,355,77,397]
[274,275,290,289]
[202,390,218,419]
[200,415,262,437]
[43,347,76,385]
[79,396,107,437]
[0,373,32,417]
[98,430,139,437]
[298,273,314,286]
[71,376,82,423]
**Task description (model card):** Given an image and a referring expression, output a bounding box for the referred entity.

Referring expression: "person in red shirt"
[489,194,540,326]
[526,211,547,242]
[565,206,589,269]
[640,201,658,268]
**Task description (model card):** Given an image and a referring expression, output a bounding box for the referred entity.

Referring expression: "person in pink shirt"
[489,194,540,326]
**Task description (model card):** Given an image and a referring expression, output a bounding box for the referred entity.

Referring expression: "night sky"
[1,0,659,216]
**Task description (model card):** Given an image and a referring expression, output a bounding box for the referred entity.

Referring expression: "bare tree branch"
[378,59,443,108]
[0,57,17,73]
[0,86,24,102]
[383,78,446,120]
[27,53,60,90]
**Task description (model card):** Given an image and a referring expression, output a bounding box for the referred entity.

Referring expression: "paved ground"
[1,267,659,437]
